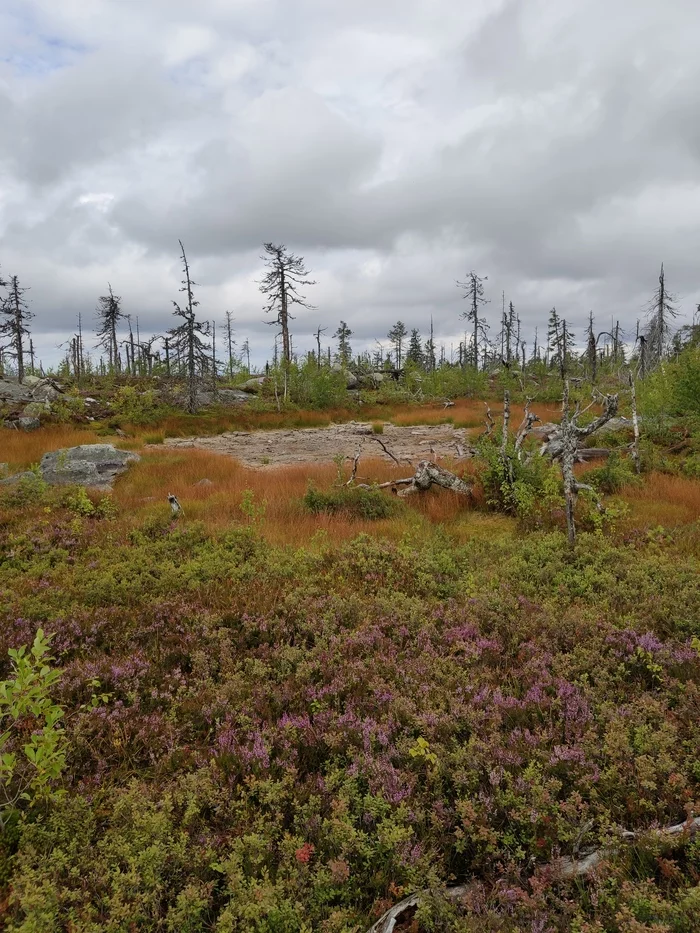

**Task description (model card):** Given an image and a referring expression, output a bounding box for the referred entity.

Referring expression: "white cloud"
[0,0,698,367]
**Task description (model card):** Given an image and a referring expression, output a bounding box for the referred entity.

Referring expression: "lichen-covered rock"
[18,417,41,431]
[40,444,140,488]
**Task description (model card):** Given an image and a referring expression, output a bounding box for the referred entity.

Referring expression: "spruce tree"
[169,240,210,414]
[0,275,33,383]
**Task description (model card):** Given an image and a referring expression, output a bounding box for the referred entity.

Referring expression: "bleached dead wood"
[629,373,641,474]
[443,399,455,409]
[358,460,472,499]
[553,383,619,546]
[366,816,700,933]
[483,403,495,437]
[514,397,540,461]
[345,443,363,486]
[370,435,407,466]
[501,390,510,460]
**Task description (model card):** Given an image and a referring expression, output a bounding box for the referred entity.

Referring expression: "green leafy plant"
[240,489,267,525]
[303,483,400,520]
[0,630,66,825]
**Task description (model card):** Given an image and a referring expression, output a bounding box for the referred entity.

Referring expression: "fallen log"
[358,460,472,499]
[366,815,700,933]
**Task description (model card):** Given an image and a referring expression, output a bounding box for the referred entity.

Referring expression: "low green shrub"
[303,483,399,520]
[581,451,643,494]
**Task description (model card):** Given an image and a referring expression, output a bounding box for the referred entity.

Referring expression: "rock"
[194,478,214,487]
[40,444,140,488]
[22,401,48,419]
[18,417,41,431]
[84,397,98,405]
[22,375,42,388]
[345,372,359,389]
[196,388,251,407]
[238,377,268,394]
[0,470,41,486]
[0,379,33,404]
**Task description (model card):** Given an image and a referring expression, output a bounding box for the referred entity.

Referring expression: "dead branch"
[371,435,410,466]
[443,399,455,409]
[366,816,700,933]
[514,397,540,461]
[483,403,495,437]
[345,443,363,486]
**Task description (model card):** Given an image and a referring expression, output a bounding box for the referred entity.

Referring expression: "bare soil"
[161,421,474,468]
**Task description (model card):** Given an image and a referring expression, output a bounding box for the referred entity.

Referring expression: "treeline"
[2,244,699,411]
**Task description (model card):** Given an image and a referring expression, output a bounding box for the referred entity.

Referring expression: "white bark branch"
[365,816,700,933]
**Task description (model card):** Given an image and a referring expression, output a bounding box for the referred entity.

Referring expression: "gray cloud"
[0,0,699,368]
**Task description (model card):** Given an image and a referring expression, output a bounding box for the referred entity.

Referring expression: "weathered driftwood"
[443,399,455,409]
[359,460,472,499]
[366,816,700,933]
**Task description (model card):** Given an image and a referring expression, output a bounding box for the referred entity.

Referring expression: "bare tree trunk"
[501,389,510,460]
[629,373,641,474]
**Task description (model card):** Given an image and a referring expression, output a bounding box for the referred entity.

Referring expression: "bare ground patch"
[161,421,475,468]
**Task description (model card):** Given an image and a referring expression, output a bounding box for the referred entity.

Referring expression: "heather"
[0,472,699,931]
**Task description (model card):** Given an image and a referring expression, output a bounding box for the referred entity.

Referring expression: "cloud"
[0,0,698,367]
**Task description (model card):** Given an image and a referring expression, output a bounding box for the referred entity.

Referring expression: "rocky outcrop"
[40,444,140,488]
[1,444,140,489]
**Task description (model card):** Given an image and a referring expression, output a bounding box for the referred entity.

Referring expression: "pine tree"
[0,275,33,383]
[169,240,210,414]
[457,271,489,369]
[406,328,423,366]
[333,321,353,365]
[387,321,408,369]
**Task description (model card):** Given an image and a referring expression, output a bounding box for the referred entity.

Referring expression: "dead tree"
[366,815,700,933]
[259,243,316,369]
[360,460,472,498]
[457,271,489,370]
[0,275,33,384]
[629,372,641,474]
[169,240,210,414]
[551,382,619,546]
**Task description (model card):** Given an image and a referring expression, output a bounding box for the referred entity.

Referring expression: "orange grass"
[112,449,479,546]
[1,424,102,471]
[620,472,700,529]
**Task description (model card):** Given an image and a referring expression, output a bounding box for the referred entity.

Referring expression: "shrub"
[371,422,384,434]
[581,451,643,494]
[112,386,168,426]
[0,630,66,824]
[303,483,399,520]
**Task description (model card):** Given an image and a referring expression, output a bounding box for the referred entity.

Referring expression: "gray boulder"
[196,388,251,407]
[238,377,268,393]
[18,417,41,432]
[40,444,140,488]
[0,379,33,404]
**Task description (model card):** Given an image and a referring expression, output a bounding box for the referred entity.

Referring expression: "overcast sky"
[1,0,699,369]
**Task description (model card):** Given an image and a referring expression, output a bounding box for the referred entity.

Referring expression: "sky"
[1,0,699,370]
